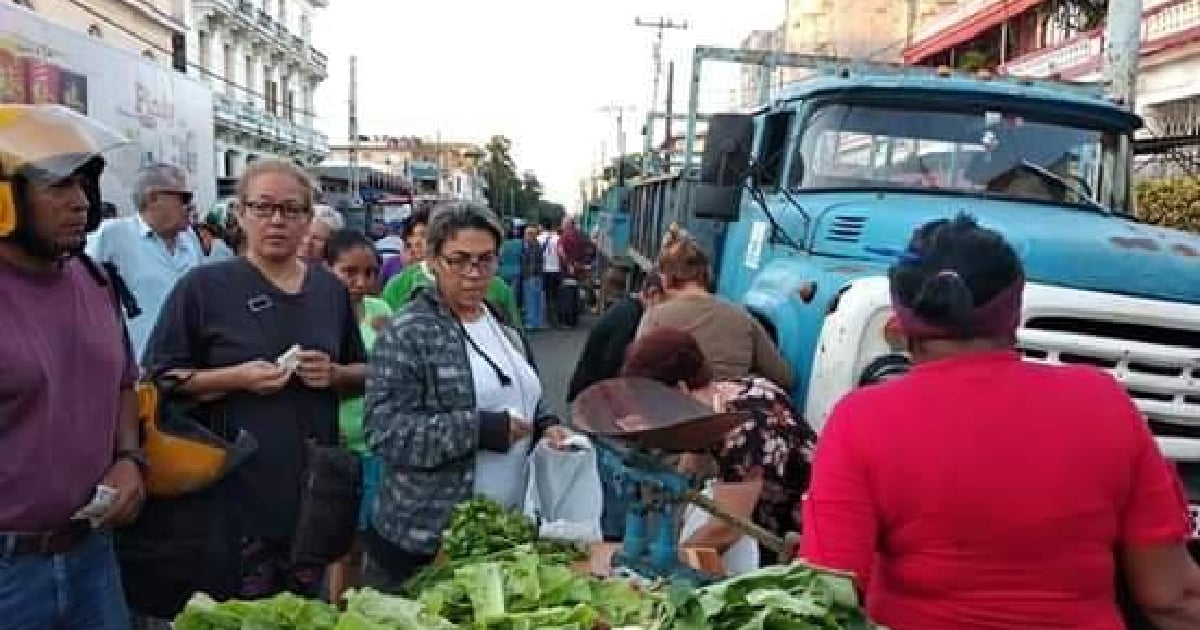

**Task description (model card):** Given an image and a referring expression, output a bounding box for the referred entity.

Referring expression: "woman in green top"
[381,204,523,326]
[323,228,392,600]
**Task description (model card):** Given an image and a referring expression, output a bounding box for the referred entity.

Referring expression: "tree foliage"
[481,135,565,227]
[1136,178,1200,234]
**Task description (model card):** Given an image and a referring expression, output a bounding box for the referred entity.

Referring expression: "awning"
[904,0,1043,64]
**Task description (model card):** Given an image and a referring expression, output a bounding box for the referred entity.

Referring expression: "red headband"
[890,276,1025,341]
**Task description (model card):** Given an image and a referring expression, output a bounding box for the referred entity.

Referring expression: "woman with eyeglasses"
[363,203,570,587]
[128,160,367,617]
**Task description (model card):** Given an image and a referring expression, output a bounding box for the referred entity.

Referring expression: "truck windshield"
[791,102,1129,213]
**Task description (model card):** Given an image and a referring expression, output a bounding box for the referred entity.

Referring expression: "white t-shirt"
[375,235,405,260]
[541,233,561,273]
[463,310,543,508]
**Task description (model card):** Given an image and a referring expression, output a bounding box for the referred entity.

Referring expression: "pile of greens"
[415,546,662,629]
[173,592,339,630]
[441,497,539,560]
[173,499,886,629]
[665,564,886,630]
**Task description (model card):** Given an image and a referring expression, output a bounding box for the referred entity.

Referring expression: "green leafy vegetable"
[173,592,339,630]
[665,563,886,630]
[341,588,455,629]
[442,497,539,560]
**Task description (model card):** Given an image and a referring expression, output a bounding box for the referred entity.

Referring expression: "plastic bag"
[523,434,604,543]
[679,481,760,576]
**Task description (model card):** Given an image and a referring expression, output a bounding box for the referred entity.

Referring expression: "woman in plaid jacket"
[363,203,569,587]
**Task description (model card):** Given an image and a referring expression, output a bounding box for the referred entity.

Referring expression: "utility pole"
[347,55,360,205]
[1103,0,1143,111]
[635,16,688,172]
[599,105,635,187]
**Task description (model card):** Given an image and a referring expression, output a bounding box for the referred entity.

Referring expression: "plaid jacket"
[365,286,550,554]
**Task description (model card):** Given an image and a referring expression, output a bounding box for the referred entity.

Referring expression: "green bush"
[1135,178,1200,233]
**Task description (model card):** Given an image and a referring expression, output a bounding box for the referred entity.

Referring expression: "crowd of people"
[4,103,1200,630]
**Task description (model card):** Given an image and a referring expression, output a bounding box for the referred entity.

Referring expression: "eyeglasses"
[159,190,194,206]
[240,200,312,222]
[440,253,498,276]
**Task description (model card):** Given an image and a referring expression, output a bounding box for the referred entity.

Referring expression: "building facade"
[326,135,485,201]
[189,0,329,184]
[9,0,187,64]
[905,0,1200,174]
[738,1,962,108]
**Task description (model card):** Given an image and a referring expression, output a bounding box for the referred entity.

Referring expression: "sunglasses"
[158,190,194,206]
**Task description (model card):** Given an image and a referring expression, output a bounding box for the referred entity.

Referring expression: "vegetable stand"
[173,377,884,629]
[570,377,800,582]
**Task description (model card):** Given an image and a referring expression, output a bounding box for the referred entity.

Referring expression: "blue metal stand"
[596,440,715,584]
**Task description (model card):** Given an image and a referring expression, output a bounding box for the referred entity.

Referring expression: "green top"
[380,261,523,327]
[339,296,392,454]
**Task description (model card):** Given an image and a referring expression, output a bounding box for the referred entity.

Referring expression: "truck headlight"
[858,354,912,386]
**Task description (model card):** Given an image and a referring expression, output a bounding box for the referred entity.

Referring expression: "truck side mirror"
[694,114,753,222]
[699,114,754,186]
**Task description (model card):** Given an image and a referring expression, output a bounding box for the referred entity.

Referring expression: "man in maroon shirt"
[0,105,145,629]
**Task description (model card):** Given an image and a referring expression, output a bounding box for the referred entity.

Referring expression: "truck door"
[717,110,795,301]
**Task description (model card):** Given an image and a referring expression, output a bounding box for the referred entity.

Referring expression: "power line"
[58,0,324,119]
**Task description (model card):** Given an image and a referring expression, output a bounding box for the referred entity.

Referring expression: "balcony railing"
[912,0,1008,46]
[213,87,327,156]
[1003,32,1103,79]
[1001,0,1200,79]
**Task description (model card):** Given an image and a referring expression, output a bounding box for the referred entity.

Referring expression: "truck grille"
[1018,317,1200,438]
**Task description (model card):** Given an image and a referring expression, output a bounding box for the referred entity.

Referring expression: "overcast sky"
[313,0,785,212]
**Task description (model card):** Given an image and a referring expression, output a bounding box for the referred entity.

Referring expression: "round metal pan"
[570,377,747,452]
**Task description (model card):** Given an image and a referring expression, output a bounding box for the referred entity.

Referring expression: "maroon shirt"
[0,256,136,530]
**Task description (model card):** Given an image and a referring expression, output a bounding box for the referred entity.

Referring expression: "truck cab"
[626,61,1200,541]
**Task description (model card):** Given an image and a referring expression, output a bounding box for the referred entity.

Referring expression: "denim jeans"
[0,531,130,630]
[522,276,544,329]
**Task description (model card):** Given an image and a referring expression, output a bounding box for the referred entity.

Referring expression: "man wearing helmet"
[0,105,143,629]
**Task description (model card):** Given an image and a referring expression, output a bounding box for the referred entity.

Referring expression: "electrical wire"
[56,0,324,119]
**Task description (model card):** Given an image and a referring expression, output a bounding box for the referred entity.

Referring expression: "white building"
[188,0,329,181]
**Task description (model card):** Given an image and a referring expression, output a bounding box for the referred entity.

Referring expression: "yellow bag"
[136,379,257,499]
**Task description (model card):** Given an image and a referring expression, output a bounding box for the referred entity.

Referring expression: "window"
[284,90,295,121]
[13,0,34,9]
[87,24,102,38]
[141,50,155,61]
[224,44,235,95]
[756,112,793,188]
[265,79,278,115]
[198,31,211,72]
[244,56,254,103]
[792,102,1129,212]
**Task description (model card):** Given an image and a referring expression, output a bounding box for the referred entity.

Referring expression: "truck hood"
[804,192,1200,305]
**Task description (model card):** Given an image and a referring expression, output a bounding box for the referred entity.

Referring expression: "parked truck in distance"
[616,47,1200,541]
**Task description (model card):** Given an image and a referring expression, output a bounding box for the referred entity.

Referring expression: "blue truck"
[614,46,1200,542]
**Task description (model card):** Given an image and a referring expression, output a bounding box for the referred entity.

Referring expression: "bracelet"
[115,448,150,474]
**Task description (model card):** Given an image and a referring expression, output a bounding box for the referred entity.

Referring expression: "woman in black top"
[141,160,366,602]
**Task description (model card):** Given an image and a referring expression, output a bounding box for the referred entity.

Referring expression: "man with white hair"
[86,163,204,362]
[300,204,344,262]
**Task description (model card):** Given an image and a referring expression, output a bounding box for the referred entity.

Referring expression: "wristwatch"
[114,449,150,474]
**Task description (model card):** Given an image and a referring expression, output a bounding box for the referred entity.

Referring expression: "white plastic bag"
[523,434,604,543]
[679,481,759,576]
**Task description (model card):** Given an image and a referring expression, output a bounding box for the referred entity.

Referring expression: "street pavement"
[529,316,593,420]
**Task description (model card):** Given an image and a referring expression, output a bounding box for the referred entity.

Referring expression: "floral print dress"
[711,376,817,563]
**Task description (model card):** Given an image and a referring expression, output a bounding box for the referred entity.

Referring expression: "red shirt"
[801,351,1189,630]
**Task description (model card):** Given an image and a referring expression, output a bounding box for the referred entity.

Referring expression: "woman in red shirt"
[800,214,1200,629]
